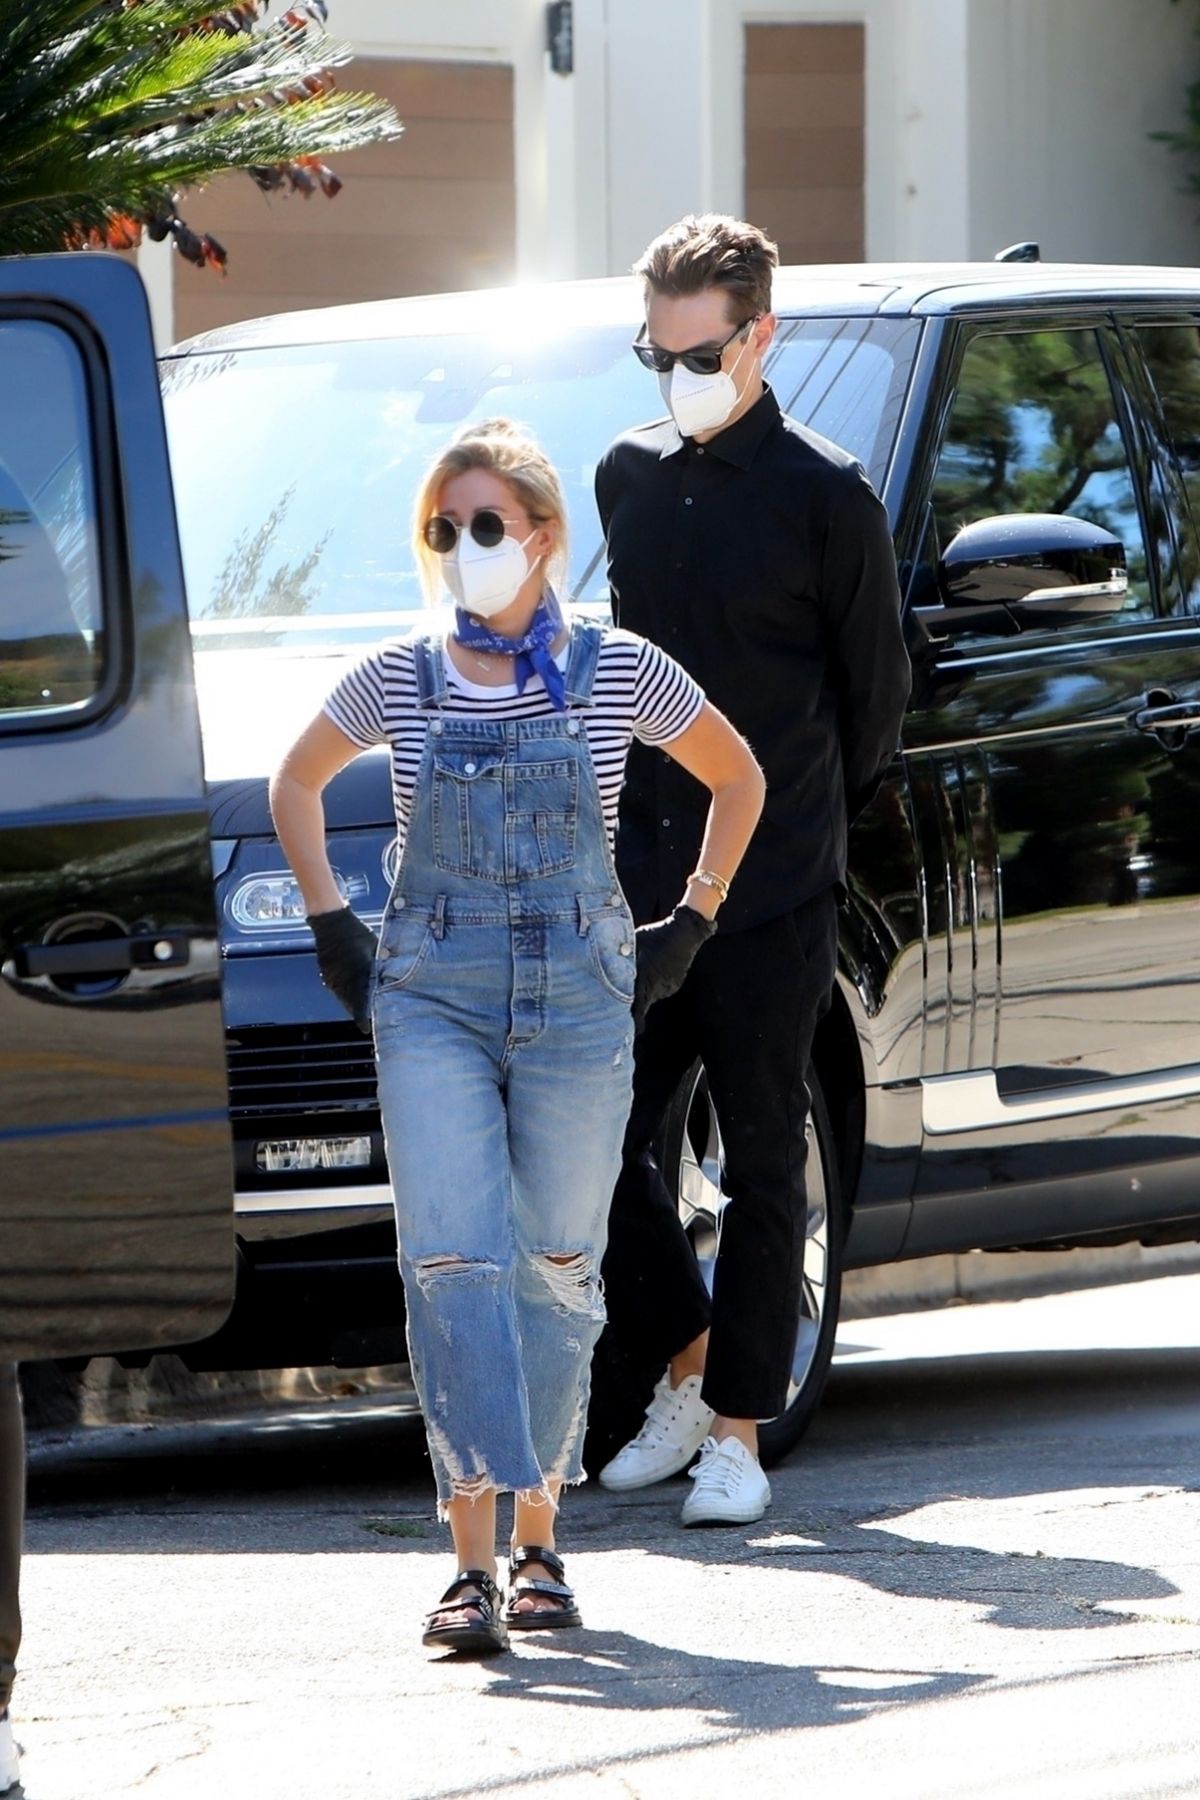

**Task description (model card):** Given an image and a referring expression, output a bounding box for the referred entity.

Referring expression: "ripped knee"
[535,1250,604,1317]
[412,1253,499,1293]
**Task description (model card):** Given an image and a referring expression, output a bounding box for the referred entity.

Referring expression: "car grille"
[225,1024,378,1120]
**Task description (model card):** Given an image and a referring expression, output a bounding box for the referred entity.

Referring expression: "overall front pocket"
[431,750,507,880]
[432,750,579,881]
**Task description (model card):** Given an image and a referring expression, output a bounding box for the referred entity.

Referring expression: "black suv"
[9,257,1200,1457]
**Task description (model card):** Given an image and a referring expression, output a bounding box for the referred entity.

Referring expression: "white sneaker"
[598,1374,715,1490]
[0,1711,19,1794]
[680,1435,771,1526]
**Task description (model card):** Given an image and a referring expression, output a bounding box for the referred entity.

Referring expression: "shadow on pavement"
[453,1625,983,1729]
[23,1342,1200,1644]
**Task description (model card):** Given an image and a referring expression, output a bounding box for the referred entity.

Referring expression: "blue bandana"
[453,589,568,712]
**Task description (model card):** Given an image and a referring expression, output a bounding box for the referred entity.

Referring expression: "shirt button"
[464,761,476,774]
[696,447,705,456]
[662,818,671,828]
[683,497,693,506]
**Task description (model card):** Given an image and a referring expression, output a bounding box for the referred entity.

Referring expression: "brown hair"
[412,418,569,604]
[633,213,779,321]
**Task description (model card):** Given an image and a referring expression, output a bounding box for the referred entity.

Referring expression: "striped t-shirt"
[324,626,705,855]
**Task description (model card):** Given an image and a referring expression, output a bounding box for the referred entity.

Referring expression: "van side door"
[0,254,234,1361]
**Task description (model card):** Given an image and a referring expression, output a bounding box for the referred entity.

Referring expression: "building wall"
[148,0,1200,348]
[965,0,1200,265]
[174,58,516,342]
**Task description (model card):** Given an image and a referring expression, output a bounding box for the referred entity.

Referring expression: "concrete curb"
[842,1238,1200,1317]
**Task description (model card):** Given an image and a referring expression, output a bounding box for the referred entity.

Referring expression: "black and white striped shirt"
[324,627,705,854]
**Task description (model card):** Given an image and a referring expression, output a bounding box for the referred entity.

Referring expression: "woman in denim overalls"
[272,421,764,1655]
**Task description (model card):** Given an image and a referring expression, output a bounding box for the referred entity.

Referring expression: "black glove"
[633,903,716,1032]
[307,906,379,1035]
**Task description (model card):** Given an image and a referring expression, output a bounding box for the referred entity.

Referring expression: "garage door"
[173,57,515,343]
[744,23,865,265]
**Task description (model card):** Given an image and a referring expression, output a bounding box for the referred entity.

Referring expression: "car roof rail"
[994,241,1041,262]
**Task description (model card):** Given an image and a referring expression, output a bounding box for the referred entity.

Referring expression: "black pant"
[601,891,838,1421]
[0,1365,22,1713]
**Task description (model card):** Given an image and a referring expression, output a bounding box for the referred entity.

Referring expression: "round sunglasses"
[631,314,759,376]
[423,508,521,555]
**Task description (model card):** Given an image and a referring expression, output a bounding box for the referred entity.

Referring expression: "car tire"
[657,1059,844,1469]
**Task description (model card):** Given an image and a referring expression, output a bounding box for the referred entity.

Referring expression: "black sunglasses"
[423,508,520,555]
[631,315,759,376]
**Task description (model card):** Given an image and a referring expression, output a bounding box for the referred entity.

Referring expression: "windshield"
[161,315,918,654]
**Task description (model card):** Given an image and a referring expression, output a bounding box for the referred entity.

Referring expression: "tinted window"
[1136,322,1200,613]
[930,328,1154,626]
[162,317,916,655]
[770,316,919,490]
[0,320,104,716]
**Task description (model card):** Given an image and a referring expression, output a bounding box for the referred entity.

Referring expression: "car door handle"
[1130,694,1200,738]
[14,931,192,979]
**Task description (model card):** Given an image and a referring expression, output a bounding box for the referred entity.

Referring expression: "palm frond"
[0,0,402,267]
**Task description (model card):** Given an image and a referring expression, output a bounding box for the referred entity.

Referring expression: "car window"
[769,315,919,491]
[161,317,917,656]
[1134,322,1200,614]
[0,319,104,718]
[929,327,1155,628]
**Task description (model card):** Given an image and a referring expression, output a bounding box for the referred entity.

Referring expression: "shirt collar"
[657,383,783,468]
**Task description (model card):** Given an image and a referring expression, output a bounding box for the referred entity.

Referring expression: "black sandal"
[503,1545,582,1631]
[421,1569,508,1656]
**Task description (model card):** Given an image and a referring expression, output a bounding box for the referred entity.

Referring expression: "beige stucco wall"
[139,0,1200,349]
[966,0,1200,265]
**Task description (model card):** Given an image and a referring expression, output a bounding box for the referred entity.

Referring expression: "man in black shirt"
[595,214,910,1524]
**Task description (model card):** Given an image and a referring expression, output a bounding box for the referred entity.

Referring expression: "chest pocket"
[431,744,579,881]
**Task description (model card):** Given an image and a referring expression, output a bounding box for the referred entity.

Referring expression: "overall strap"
[411,633,449,708]
[562,619,604,708]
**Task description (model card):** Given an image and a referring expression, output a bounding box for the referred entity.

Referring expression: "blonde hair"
[412,418,569,604]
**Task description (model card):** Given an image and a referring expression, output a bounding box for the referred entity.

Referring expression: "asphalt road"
[12,1271,1200,1800]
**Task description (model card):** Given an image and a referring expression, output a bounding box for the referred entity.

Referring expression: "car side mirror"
[917,513,1128,640]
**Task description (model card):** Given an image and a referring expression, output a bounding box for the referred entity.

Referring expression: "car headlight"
[228,871,340,930]
[228,869,370,931]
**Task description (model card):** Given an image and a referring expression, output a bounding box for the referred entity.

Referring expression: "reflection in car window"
[0,322,103,716]
[930,328,1154,627]
[770,316,918,489]
[162,318,917,654]
[1136,323,1200,614]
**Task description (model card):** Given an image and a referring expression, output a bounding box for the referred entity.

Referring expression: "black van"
[0,254,234,1371]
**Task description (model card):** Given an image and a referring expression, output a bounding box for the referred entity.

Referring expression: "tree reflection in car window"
[1136,323,1200,614]
[930,329,1154,628]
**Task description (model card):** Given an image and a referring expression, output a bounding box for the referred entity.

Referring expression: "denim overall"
[373,622,636,1513]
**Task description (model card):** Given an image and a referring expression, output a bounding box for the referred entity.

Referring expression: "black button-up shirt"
[595,384,910,932]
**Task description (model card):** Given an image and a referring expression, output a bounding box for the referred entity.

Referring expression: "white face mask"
[658,327,756,438]
[443,526,540,619]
